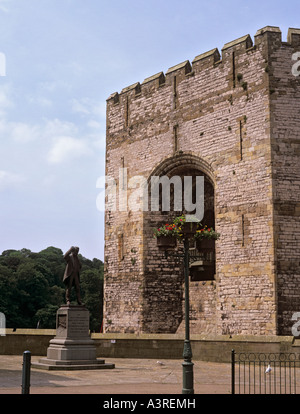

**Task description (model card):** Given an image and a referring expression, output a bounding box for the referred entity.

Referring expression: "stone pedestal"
[32,305,114,370]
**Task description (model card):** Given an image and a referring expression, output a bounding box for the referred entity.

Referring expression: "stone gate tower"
[104,26,300,336]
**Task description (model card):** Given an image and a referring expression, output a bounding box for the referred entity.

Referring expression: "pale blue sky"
[0,0,299,260]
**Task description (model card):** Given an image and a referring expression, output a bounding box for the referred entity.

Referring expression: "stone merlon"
[106,26,300,101]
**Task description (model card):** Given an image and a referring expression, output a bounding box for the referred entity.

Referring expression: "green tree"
[35,304,58,329]
[33,247,65,286]
[15,262,50,327]
[0,249,25,271]
[80,268,104,332]
[0,264,19,327]
[0,247,104,329]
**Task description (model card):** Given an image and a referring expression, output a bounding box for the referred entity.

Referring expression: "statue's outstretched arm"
[64,246,74,261]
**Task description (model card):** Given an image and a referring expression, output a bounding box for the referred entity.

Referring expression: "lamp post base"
[182,360,194,394]
[182,339,194,394]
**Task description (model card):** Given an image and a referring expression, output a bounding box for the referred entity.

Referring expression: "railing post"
[231,349,235,395]
[21,350,31,394]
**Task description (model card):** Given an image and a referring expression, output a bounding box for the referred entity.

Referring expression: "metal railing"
[231,349,300,394]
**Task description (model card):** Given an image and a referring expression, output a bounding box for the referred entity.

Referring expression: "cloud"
[71,98,106,119]
[45,119,94,164]
[0,170,25,190]
[0,85,40,141]
[3,116,80,144]
[10,122,40,143]
[0,84,13,117]
[69,98,106,153]
[27,96,53,108]
[0,0,11,13]
[0,52,6,76]
[87,120,102,129]
[0,93,97,167]
[44,118,78,137]
[47,136,92,164]
[71,98,90,115]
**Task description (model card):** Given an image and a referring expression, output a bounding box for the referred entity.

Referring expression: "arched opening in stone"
[141,154,217,334]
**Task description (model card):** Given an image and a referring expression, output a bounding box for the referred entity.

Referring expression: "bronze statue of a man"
[63,246,82,305]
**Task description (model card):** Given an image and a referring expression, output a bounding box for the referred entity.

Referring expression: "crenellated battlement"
[107,26,300,107]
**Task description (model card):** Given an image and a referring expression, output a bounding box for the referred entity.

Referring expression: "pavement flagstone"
[0,355,232,394]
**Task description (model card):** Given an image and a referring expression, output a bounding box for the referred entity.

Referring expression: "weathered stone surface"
[32,305,115,370]
[104,26,300,337]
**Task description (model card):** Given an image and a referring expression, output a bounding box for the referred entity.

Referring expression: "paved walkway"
[0,355,232,394]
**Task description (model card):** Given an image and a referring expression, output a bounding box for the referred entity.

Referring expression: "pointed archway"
[141,153,217,334]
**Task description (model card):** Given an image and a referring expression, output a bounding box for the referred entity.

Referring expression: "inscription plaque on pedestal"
[56,306,90,338]
[67,310,89,337]
[32,305,115,371]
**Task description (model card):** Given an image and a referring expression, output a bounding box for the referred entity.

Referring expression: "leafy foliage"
[154,214,220,241]
[0,247,104,331]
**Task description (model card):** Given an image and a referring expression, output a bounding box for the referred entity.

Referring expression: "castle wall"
[105,26,300,336]
[268,28,300,334]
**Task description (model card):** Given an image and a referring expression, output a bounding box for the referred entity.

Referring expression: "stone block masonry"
[104,26,300,337]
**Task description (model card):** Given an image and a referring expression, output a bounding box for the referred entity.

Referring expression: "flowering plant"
[173,215,185,239]
[194,225,220,240]
[153,223,179,238]
[154,215,220,241]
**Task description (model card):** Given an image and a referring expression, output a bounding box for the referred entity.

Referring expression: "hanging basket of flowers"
[153,223,178,248]
[153,215,220,250]
[194,225,220,250]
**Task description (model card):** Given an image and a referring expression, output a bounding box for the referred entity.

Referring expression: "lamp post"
[181,220,197,394]
[156,216,198,394]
